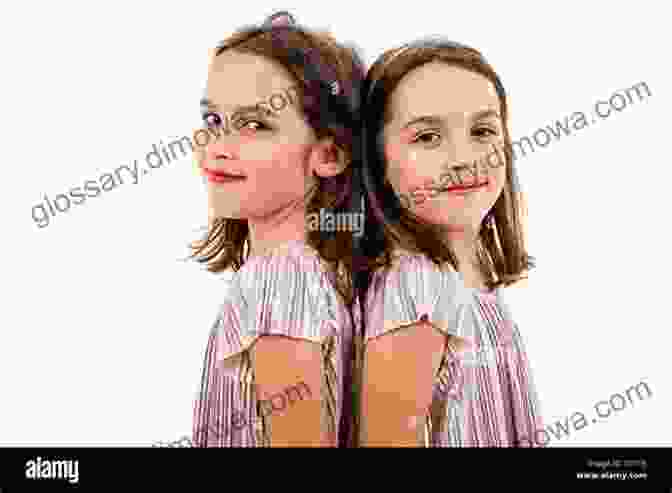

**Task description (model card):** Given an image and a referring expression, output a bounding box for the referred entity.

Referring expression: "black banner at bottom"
[0,446,668,490]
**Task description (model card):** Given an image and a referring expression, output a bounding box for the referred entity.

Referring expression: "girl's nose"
[206,148,239,166]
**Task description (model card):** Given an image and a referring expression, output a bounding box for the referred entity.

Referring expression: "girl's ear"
[309,138,349,178]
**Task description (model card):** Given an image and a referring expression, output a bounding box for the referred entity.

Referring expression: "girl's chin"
[443,224,471,233]
[207,207,247,221]
[413,209,481,231]
[442,227,475,239]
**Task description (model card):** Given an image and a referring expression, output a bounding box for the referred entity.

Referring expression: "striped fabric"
[192,240,352,447]
[361,251,545,447]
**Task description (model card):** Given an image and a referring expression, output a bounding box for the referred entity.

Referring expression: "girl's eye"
[236,120,269,132]
[202,112,223,128]
[473,127,498,138]
[412,131,441,145]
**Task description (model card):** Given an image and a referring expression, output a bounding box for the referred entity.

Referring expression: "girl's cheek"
[485,167,507,204]
[398,166,419,191]
[385,138,416,175]
[239,127,258,138]
[384,139,401,163]
[385,138,427,195]
[409,181,439,205]
[396,152,424,188]
[246,142,297,173]
[384,143,404,181]
[426,187,441,198]
[422,176,435,189]
[410,188,427,205]
[386,129,414,157]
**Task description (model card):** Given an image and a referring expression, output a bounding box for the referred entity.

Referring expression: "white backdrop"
[2,0,670,446]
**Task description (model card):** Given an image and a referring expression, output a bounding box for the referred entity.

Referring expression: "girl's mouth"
[202,168,247,184]
[440,180,490,194]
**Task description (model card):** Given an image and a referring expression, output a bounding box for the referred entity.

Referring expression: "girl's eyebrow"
[199,99,276,118]
[471,109,501,122]
[401,115,444,129]
[401,109,501,130]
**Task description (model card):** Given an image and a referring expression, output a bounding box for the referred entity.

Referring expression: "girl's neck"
[246,198,308,259]
[445,227,487,290]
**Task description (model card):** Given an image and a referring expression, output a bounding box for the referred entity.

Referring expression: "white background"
[2,0,670,446]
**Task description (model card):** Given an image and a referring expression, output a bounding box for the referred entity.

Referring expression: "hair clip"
[262,11,343,100]
[263,11,296,28]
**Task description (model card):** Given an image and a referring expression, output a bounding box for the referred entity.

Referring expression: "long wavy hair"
[188,13,365,306]
[355,37,534,308]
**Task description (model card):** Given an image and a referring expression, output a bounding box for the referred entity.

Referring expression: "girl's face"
[198,51,318,220]
[382,62,507,233]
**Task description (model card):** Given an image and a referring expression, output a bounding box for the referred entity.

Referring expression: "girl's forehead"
[205,51,296,110]
[387,62,500,126]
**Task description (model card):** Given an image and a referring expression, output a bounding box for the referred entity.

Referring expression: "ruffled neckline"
[244,239,315,262]
[473,287,499,302]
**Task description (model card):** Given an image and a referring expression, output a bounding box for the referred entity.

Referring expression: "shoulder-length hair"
[188,14,366,305]
[356,37,534,298]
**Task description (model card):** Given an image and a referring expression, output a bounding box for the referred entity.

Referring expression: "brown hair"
[358,38,534,292]
[188,18,365,305]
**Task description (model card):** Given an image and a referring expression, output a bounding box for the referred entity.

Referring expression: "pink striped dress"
[361,250,545,447]
[192,240,353,447]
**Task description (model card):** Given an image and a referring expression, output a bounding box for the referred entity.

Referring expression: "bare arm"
[251,336,333,447]
[360,320,446,446]
[358,253,473,446]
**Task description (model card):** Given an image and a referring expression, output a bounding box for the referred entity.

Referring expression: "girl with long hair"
[355,37,544,447]
[189,11,364,447]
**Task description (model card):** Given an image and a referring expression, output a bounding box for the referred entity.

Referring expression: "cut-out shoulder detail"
[363,252,472,342]
[192,241,353,447]
[213,240,342,360]
[359,251,544,447]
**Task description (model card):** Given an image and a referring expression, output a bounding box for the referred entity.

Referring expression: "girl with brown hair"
[355,37,544,446]
[189,11,365,447]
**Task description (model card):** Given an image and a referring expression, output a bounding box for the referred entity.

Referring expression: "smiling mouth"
[440,181,489,192]
[202,167,247,183]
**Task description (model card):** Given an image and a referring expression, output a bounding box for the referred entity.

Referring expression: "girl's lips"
[442,181,490,193]
[202,168,247,183]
